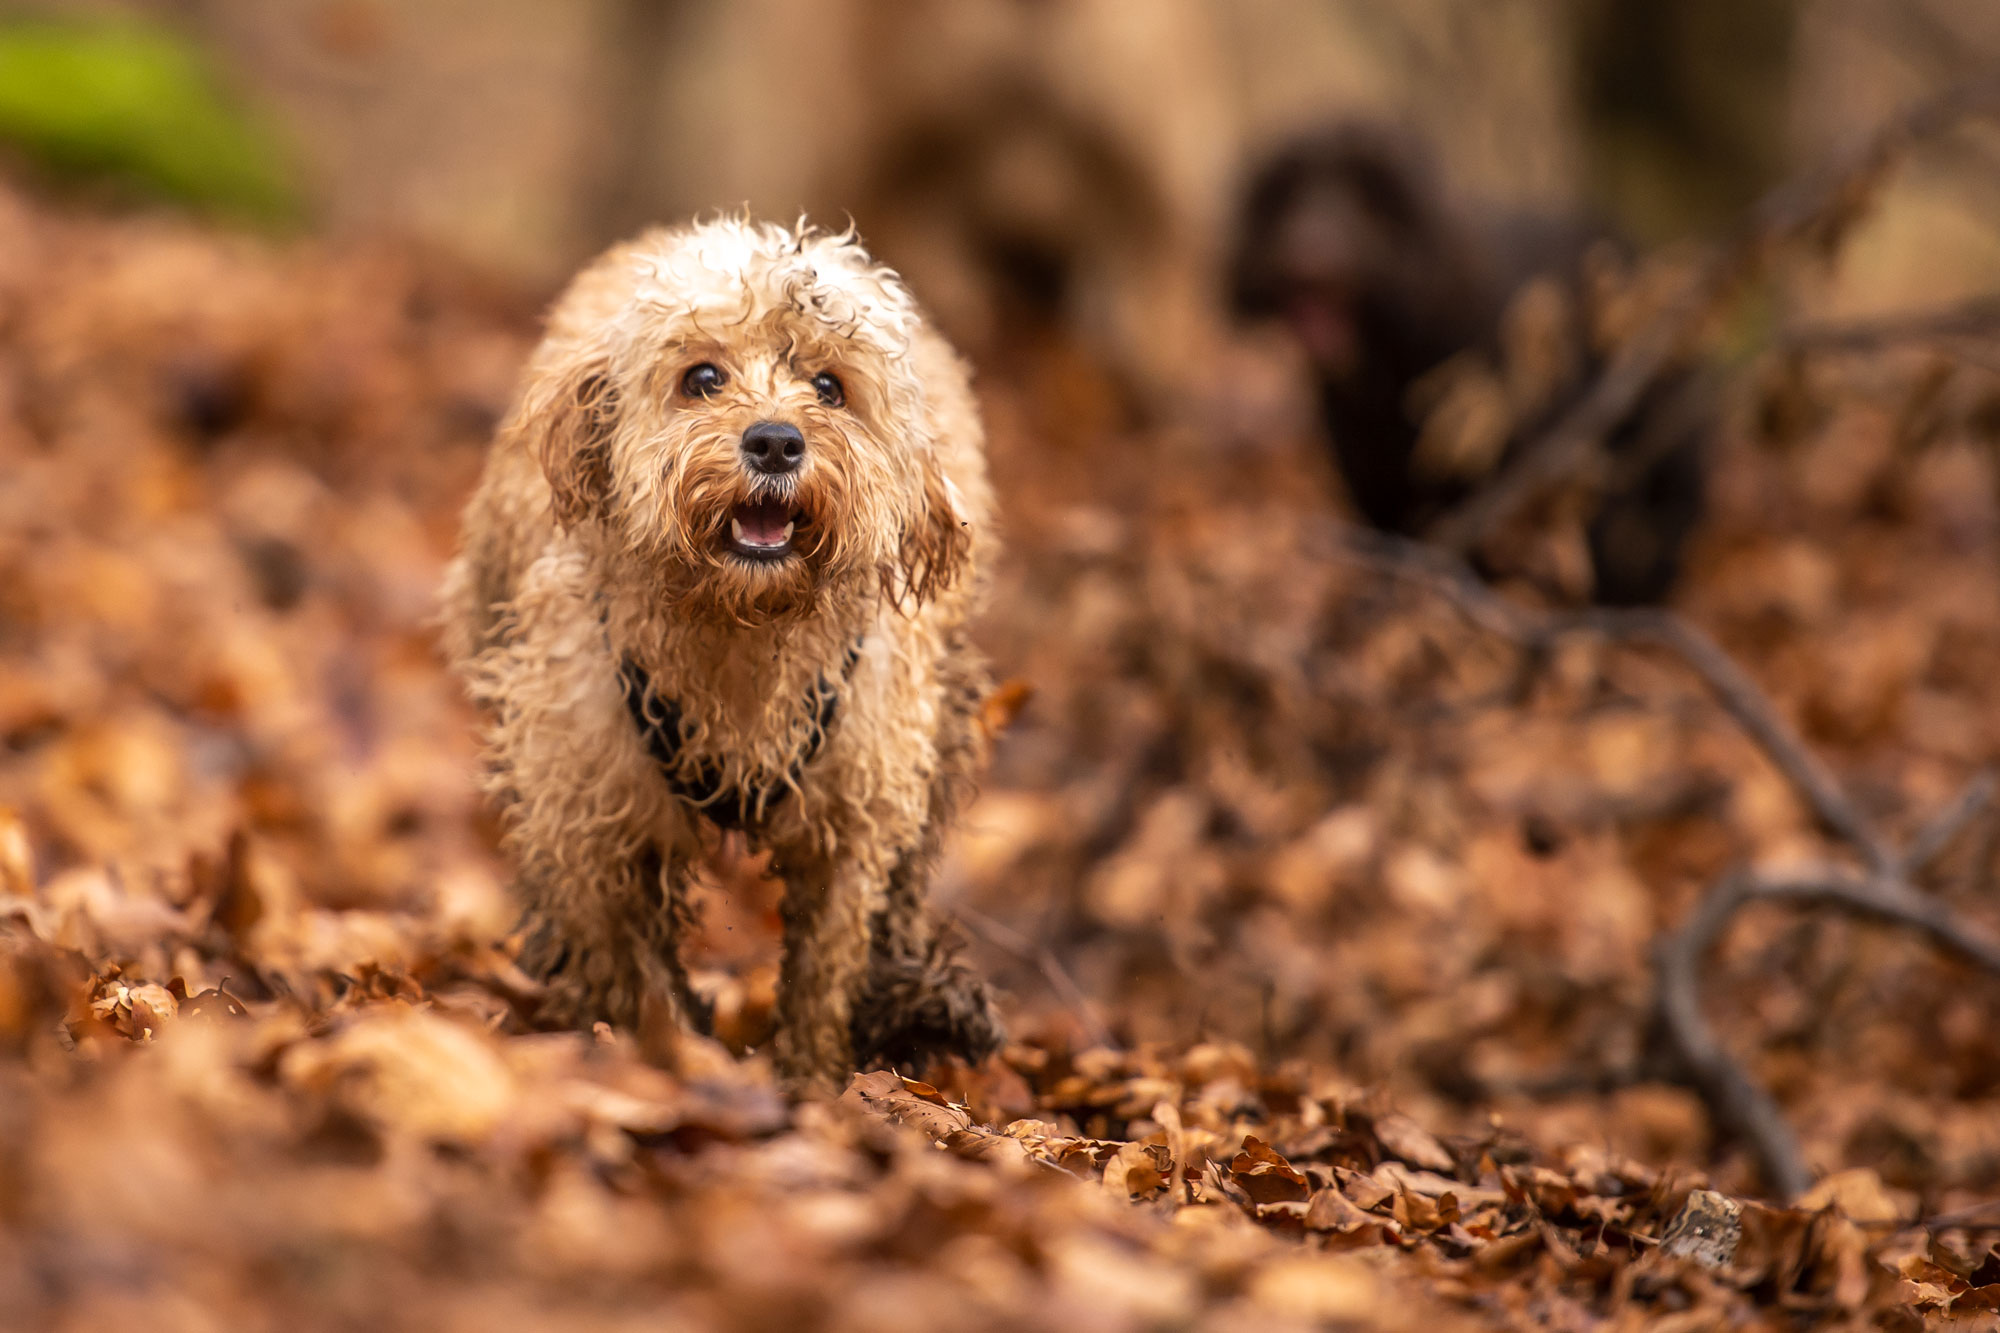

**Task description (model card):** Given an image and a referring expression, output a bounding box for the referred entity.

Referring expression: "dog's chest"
[617,643,861,830]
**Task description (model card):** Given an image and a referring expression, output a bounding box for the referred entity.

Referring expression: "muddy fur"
[442,217,1003,1094]
[852,929,1003,1071]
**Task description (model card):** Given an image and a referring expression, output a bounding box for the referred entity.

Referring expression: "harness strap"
[618,641,862,829]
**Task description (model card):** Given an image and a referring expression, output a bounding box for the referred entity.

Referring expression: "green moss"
[0,18,300,223]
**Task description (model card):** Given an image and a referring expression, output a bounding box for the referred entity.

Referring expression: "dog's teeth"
[780,521,794,543]
[731,517,745,543]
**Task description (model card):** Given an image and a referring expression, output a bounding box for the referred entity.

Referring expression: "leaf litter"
[1,179,2000,1328]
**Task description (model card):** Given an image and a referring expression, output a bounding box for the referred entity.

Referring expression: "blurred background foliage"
[5,1,1996,334]
[0,12,297,222]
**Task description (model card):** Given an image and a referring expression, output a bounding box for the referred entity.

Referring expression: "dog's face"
[521,219,967,624]
[1231,127,1464,381]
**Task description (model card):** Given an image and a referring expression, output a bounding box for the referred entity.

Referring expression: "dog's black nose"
[741,421,806,475]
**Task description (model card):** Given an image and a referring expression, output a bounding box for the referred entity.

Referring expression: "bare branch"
[1654,857,2000,1200]
[1651,872,1813,1201]
[1742,70,2000,251]
[1423,302,1707,557]
[1901,771,1997,877]
[1323,521,2000,1201]
[1323,522,1890,869]
[1749,867,2000,974]
[1919,1198,2000,1233]
[1582,611,1893,872]
[1425,69,2000,558]
[1781,296,2000,355]
[1314,523,1539,643]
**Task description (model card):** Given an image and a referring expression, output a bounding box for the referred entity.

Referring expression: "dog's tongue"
[734,497,792,546]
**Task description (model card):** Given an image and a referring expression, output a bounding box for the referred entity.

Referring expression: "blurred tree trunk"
[580,0,696,250]
[1571,0,1799,242]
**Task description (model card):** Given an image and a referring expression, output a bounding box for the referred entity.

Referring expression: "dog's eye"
[681,363,727,398]
[812,372,845,408]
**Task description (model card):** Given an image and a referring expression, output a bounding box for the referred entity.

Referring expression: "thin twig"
[1655,859,2000,1201]
[1424,298,1708,557]
[1323,523,1889,867]
[1651,871,1813,1200]
[1971,799,2000,899]
[953,903,1117,1051]
[1749,868,2000,972]
[1582,611,1894,872]
[1900,770,1996,877]
[1918,1198,2000,1233]
[1426,69,2000,558]
[1316,523,1537,642]
[1325,522,2000,1202]
[1781,295,2000,355]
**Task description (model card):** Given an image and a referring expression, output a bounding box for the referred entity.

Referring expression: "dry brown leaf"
[1231,1135,1311,1205]
[0,808,31,898]
[1797,1168,1903,1225]
[1373,1113,1456,1174]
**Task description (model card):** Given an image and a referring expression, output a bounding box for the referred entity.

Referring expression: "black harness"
[618,641,862,829]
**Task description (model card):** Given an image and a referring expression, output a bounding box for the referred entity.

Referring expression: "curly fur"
[853,931,1003,1072]
[442,217,1002,1094]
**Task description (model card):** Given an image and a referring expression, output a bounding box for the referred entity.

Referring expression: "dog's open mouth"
[726,496,804,561]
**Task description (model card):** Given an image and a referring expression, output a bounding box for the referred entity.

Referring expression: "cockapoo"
[443,218,1002,1093]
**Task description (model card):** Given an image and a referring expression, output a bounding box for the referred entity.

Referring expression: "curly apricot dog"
[443,218,1002,1093]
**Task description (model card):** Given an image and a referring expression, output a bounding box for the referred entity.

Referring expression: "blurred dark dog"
[1231,126,1709,606]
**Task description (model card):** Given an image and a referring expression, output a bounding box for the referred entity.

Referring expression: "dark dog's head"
[1231,125,1487,382]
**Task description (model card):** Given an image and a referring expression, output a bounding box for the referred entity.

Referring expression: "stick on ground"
[1327,522,2000,1201]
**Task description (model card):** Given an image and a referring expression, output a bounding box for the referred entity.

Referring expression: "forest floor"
[3,181,2000,1330]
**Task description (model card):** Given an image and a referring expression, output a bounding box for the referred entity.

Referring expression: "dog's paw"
[851,935,1004,1073]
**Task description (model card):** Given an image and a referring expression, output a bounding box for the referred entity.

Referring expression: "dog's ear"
[898,453,973,606]
[519,350,619,528]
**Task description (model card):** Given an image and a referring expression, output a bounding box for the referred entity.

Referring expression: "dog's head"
[516,218,969,623]
[1231,124,1478,381]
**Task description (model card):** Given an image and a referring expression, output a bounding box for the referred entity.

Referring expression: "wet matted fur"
[442,217,1003,1093]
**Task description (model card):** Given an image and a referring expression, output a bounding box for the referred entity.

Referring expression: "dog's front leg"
[515,837,697,1034]
[770,846,886,1095]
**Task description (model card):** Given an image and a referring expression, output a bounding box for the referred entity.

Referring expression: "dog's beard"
[663,535,831,625]
[617,448,885,628]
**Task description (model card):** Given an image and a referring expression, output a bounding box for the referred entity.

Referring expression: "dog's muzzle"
[728,422,809,561]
